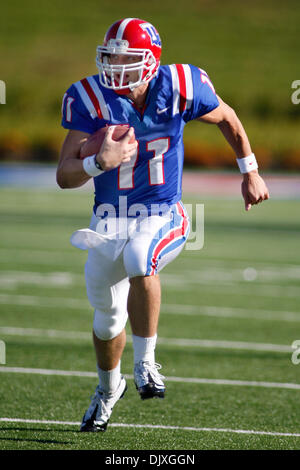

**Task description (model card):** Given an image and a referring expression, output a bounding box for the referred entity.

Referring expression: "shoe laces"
[139,361,165,381]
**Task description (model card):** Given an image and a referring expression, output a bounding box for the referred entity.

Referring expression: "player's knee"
[93,308,127,341]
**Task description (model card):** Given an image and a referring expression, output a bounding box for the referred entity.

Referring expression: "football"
[80,124,136,159]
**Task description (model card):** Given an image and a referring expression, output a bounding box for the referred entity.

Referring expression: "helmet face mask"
[96,47,157,91]
[96,18,162,94]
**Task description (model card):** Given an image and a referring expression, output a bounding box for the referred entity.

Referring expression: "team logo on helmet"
[96,18,162,94]
[140,23,161,47]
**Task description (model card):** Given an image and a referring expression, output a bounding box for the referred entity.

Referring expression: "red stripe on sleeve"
[175,64,187,113]
[81,78,103,119]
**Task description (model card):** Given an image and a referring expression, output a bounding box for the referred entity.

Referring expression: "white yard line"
[0,366,299,391]
[0,292,299,322]
[1,263,300,300]
[0,271,76,288]
[1,417,300,438]
[156,337,292,353]
[0,249,82,267]
[0,366,97,378]
[1,265,300,289]
[3,276,297,297]
[2,265,300,284]
[1,250,299,270]
[2,266,300,281]
[161,304,300,323]
[0,325,293,352]
[161,276,300,297]
[0,326,91,340]
[0,293,89,310]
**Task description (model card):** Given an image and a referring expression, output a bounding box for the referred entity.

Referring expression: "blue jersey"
[61,64,219,214]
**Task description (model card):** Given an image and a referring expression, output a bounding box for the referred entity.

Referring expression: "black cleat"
[134,361,165,400]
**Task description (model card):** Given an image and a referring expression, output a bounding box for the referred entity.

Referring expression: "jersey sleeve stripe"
[86,76,110,121]
[175,64,187,113]
[169,64,194,115]
[182,64,193,110]
[169,64,180,116]
[61,93,67,117]
[79,78,104,119]
[73,80,100,119]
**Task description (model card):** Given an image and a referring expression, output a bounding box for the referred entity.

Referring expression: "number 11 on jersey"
[118,137,169,189]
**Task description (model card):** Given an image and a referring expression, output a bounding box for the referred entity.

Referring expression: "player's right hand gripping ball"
[80,125,136,159]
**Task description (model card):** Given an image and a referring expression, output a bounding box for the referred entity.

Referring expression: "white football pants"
[71,201,190,340]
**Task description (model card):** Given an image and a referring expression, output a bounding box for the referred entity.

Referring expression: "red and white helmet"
[96,18,162,94]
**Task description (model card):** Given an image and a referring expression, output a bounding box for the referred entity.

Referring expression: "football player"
[57,18,269,432]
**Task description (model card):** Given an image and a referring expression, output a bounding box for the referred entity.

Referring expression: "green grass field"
[0,185,300,450]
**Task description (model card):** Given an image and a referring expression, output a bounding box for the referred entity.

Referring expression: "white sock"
[132,334,157,365]
[97,361,121,395]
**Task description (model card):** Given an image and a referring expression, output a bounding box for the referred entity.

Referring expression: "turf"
[0,186,300,450]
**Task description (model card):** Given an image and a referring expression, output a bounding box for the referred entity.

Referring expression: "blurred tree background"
[0,0,299,170]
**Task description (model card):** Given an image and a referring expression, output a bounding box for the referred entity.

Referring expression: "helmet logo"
[140,23,161,47]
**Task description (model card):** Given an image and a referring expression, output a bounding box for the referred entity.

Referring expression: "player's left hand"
[241,170,270,211]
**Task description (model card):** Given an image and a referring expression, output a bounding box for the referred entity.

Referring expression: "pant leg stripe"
[146,202,189,276]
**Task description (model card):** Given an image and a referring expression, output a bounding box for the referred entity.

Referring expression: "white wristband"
[236,153,258,174]
[82,155,105,177]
